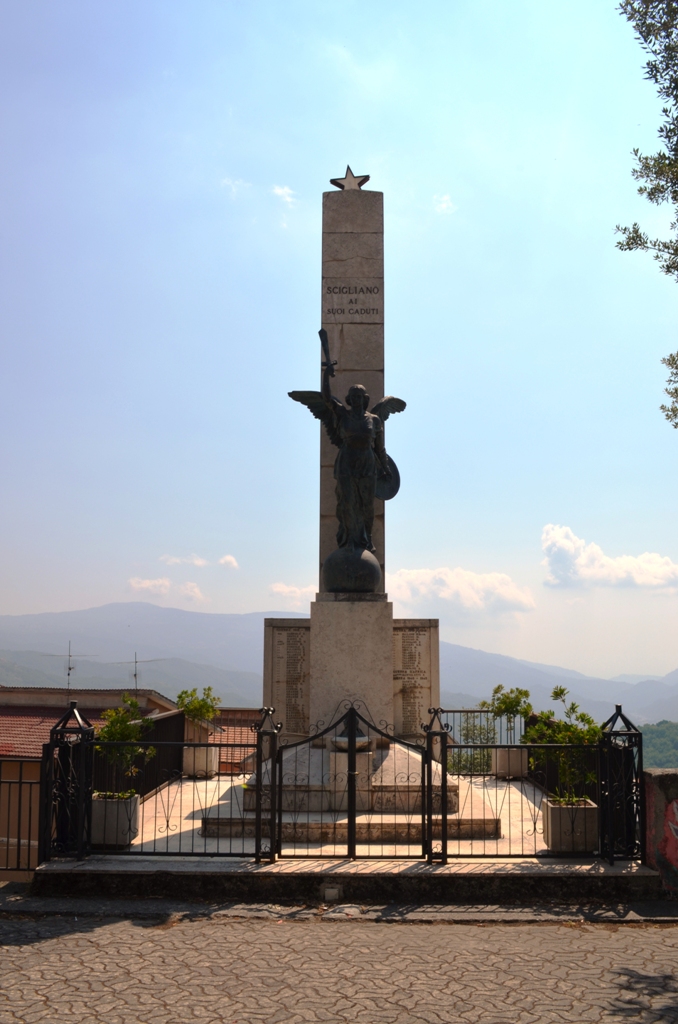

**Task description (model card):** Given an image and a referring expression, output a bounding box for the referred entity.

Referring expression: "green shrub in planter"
[480,685,533,778]
[93,694,156,848]
[479,685,533,741]
[177,687,221,778]
[448,714,497,775]
[522,687,602,852]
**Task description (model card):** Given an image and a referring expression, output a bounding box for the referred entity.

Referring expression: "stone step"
[31,855,665,905]
[201,816,500,842]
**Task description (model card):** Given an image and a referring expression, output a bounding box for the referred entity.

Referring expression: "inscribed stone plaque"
[392,619,440,740]
[322,278,384,324]
[263,619,310,740]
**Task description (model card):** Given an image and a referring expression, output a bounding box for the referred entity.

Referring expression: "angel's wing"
[370,396,406,422]
[288,390,343,448]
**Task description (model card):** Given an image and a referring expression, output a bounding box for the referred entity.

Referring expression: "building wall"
[0,688,175,712]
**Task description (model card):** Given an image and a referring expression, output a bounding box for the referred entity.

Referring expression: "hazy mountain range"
[1,602,677,724]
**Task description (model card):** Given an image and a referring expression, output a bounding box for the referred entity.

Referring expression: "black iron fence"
[39,703,261,860]
[1,760,40,873]
[599,705,644,863]
[37,702,644,866]
[439,709,526,745]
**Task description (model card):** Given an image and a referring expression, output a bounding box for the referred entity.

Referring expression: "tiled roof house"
[0,688,176,760]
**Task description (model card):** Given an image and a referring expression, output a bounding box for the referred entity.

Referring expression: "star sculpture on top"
[329,165,370,190]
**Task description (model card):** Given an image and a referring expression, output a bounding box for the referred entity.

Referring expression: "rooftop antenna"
[66,641,74,699]
[38,642,100,704]
[113,654,167,696]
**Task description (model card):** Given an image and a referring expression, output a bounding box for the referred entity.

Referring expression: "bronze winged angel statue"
[289,330,406,557]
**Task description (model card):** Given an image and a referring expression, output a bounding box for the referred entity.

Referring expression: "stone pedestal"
[308,593,393,731]
[264,612,439,744]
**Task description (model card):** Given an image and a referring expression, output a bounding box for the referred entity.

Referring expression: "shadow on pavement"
[610,968,678,1022]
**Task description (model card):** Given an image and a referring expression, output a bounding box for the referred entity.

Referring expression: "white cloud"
[128,577,172,595]
[221,177,251,196]
[176,581,206,602]
[386,567,535,614]
[159,554,208,567]
[218,554,239,569]
[270,582,315,609]
[272,185,296,206]
[542,524,678,589]
[128,576,207,602]
[433,194,457,214]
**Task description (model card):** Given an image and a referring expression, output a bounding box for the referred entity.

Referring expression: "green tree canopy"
[617,0,678,426]
[95,693,155,793]
[176,686,220,723]
[522,686,602,746]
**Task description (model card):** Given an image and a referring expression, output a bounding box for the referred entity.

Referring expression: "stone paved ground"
[1,916,678,1023]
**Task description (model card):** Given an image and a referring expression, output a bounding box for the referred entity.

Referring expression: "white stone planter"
[491,747,528,779]
[183,745,219,778]
[542,798,598,854]
[91,795,139,849]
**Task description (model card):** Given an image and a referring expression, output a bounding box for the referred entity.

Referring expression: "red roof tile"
[0,707,109,759]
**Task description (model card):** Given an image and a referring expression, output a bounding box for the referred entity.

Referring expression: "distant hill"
[0,602,305,673]
[612,674,665,684]
[439,643,634,723]
[0,602,676,724]
[0,650,260,706]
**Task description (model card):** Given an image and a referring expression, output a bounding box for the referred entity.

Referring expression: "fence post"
[347,706,357,861]
[76,732,94,861]
[276,746,283,858]
[638,725,646,865]
[425,726,434,864]
[268,725,278,865]
[440,728,448,867]
[600,704,643,864]
[40,702,95,861]
[254,708,281,864]
[38,743,53,865]
[254,721,263,864]
[424,709,449,865]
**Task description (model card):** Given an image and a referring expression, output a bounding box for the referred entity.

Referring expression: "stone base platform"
[202,815,500,843]
[31,855,664,905]
[242,740,459,814]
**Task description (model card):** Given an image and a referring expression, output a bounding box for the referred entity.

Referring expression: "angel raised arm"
[289,335,406,555]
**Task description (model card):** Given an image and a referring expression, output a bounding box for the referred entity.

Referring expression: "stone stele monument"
[263,167,440,742]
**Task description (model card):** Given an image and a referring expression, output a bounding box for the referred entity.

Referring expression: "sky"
[1,0,678,679]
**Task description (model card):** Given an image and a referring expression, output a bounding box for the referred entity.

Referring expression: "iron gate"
[268,703,435,861]
[38,702,645,865]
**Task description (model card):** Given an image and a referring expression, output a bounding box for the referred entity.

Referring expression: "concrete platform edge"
[1,887,677,925]
[28,856,666,905]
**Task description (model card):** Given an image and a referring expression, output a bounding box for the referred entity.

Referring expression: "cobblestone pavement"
[1,915,678,1023]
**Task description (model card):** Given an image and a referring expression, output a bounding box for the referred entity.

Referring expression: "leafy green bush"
[479,685,533,741]
[522,686,602,746]
[176,686,220,723]
[95,693,155,794]
[522,686,601,804]
[448,713,496,775]
[92,790,137,801]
